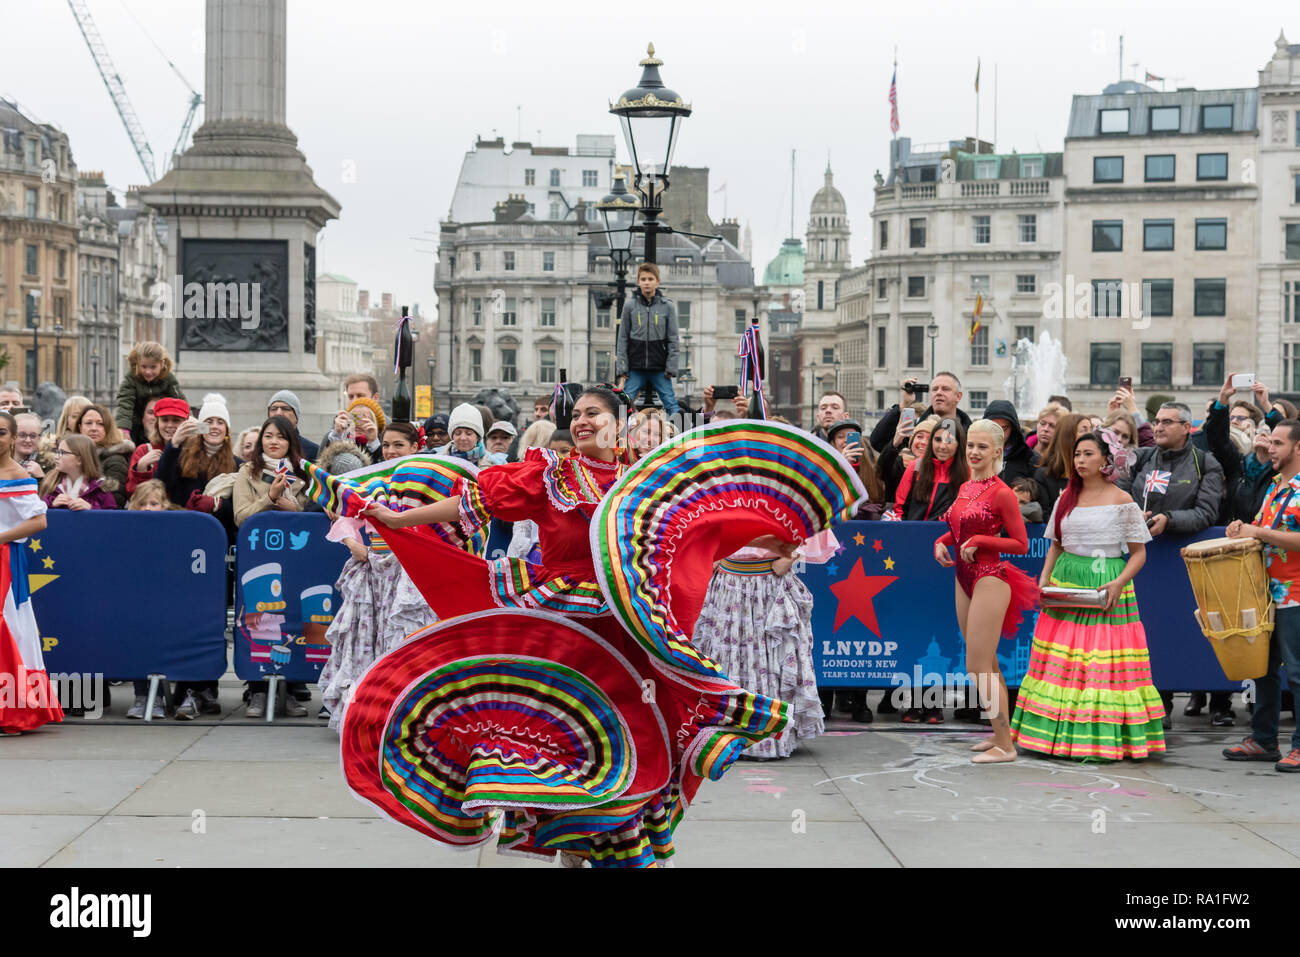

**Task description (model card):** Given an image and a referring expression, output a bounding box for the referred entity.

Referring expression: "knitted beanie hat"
[447,402,484,439]
[347,396,386,433]
[197,393,231,431]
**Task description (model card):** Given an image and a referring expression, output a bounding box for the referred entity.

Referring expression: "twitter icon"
[289,530,310,551]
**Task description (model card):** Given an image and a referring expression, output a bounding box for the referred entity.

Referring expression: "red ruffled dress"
[935,475,1040,637]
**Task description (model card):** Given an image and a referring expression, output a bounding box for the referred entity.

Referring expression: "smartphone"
[712,385,739,400]
[900,407,917,428]
[844,430,862,448]
[1118,376,1133,391]
[1232,372,1256,389]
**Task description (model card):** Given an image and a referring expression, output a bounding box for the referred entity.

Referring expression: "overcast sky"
[4,0,1294,322]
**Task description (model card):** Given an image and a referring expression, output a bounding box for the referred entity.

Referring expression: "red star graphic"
[872,539,883,552]
[828,558,897,637]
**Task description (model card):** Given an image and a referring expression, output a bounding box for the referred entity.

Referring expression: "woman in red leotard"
[933,418,1040,764]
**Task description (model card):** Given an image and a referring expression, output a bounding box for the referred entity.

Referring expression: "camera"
[712,385,739,400]
[907,382,929,397]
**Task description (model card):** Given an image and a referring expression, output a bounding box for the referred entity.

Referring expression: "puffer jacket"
[1118,441,1224,534]
[96,439,135,508]
[616,289,679,375]
[114,372,186,446]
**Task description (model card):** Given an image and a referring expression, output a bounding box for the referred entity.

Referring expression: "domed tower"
[804,163,851,322]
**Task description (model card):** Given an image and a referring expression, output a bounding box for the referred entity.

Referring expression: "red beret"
[153,398,191,419]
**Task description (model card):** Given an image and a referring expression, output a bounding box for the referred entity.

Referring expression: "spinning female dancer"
[313,386,863,866]
[933,419,1039,764]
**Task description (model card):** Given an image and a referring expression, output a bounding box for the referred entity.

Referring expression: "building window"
[471,347,483,380]
[25,349,36,392]
[1014,324,1035,344]
[970,275,990,295]
[23,139,37,167]
[473,252,481,271]
[1092,280,1123,318]
[1297,110,1300,146]
[541,297,556,326]
[502,297,517,325]
[877,278,888,299]
[974,159,997,180]
[907,275,926,298]
[972,215,991,245]
[1093,156,1123,182]
[970,390,988,412]
[543,251,555,272]
[817,280,824,310]
[1099,108,1130,134]
[1195,219,1227,250]
[25,187,38,217]
[595,351,611,382]
[1295,173,1300,203]
[524,168,535,185]
[1016,274,1036,294]
[1286,224,1300,260]
[1286,342,1300,391]
[549,169,561,187]
[876,326,886,367]
[472,298,482,326]
[503,251,515,271]
[734,309,746,334]
[527,203,535,215]
[1018,214,1037,243]
[595,304,611,329]
[1141,342,1173,386]
[1142,279,1174,317]
[501,348,517,383]
[539,348,557,383]
[1285,281,1300,324]
[671,300,689,331]
[1143,219,1175,251]
[879,220,888,250]
[1193,343,1225,387]
[1092,221,1123,251]
[1201,104,1233,131]
[906,326,925,368]
[876,389,885,408]
[25,244,38,275]
[25,292,38,328]
[1090,343,1121,386]
[1196,153,1228,180]
[909,218,926,248]
[970,327,989,367]
[57,249,66,279]
[1145,154,1175,182]
[582,170,598,187]
[1194,279,1226,316]
[1020,157,1043,178]
[549,201,561,220]
[1149,106,1181,132]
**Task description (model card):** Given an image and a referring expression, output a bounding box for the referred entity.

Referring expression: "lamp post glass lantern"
[596,172,639,319]
[926,320,940,383]
[610,43,691,263]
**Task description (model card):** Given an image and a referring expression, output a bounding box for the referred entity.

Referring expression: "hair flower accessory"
[1097,427,1135,480]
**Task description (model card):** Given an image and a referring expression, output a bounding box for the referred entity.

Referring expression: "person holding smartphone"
[870,373,971,454]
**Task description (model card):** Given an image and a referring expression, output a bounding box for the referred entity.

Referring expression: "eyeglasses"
[16,432,39,440]
[1229,414,1251,424]
[54,448,73,456]
[1154,418,1184,427]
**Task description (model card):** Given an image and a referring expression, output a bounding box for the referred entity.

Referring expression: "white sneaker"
[126,697,146,719]
[246,692,267,718]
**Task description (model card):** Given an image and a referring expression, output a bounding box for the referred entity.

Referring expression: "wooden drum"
[1180,536,1273,680]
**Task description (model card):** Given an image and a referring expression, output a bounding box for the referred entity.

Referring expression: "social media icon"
[289,530,309,551]
[248,529,260,551]
[265,529,284,552]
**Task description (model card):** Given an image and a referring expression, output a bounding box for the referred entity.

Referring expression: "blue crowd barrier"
[800,521,1243,691]
[34,511,228,681]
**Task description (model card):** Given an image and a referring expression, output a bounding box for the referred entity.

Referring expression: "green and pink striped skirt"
[1011,552,1166,760]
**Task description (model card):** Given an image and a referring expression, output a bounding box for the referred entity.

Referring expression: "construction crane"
[67,0,203,183]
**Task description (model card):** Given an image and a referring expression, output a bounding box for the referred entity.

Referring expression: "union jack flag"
[889,67,899,134]
[1144,469,1171,495]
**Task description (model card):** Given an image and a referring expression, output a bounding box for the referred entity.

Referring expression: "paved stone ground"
[3,681,1298,868]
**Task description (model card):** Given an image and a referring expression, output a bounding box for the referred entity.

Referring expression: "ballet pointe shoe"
[970,738,996,752]
[971,745,1017,764]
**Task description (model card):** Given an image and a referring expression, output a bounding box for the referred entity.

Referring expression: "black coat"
[870,403,971,454]
[1205,401,1280,523]
[983,399,1048,515]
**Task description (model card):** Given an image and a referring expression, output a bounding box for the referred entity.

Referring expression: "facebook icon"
[248,529,260,551]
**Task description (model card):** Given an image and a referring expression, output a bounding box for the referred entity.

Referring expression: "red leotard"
[935,475,1040,636]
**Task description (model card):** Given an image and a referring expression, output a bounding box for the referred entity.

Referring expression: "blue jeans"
[622,369,679,416]
[1251,605,1300,753]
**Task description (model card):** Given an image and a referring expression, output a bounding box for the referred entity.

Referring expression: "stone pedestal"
[139,0,340,439]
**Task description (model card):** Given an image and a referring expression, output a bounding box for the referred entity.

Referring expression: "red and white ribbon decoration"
[736,322,766,419]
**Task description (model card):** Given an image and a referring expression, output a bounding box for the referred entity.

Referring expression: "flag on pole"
[1142,468,1171,512]
[1145,69,1164,83]
[889,67,900,134]
[969,292,984,343]
[975,58,980,93]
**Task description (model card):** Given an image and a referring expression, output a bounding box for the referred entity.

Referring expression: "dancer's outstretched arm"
[364,497,461,528]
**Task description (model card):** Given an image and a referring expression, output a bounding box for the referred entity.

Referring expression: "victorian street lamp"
[595,171,639,319]
[91,347,100,397]
[926,319,940,382]
[27,289,40,391]
[53,323,64,389]
[610,43,691,265]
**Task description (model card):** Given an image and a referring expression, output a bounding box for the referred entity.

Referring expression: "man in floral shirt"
[1224,418,1300,771]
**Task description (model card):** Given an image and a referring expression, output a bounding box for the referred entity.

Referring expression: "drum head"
[1181,536,1260,558]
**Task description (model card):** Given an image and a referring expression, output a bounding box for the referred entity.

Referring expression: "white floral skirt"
[319,550,436,731]
[690,565,824,759]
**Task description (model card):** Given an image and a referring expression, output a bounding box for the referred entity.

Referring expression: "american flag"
[889,67,899,134]
[1144,469,1171,495]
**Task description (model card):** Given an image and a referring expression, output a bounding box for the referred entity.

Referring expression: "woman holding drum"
[1011,429,1167,760]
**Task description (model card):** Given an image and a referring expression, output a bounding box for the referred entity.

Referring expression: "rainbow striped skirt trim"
[1010,552,1166,761]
